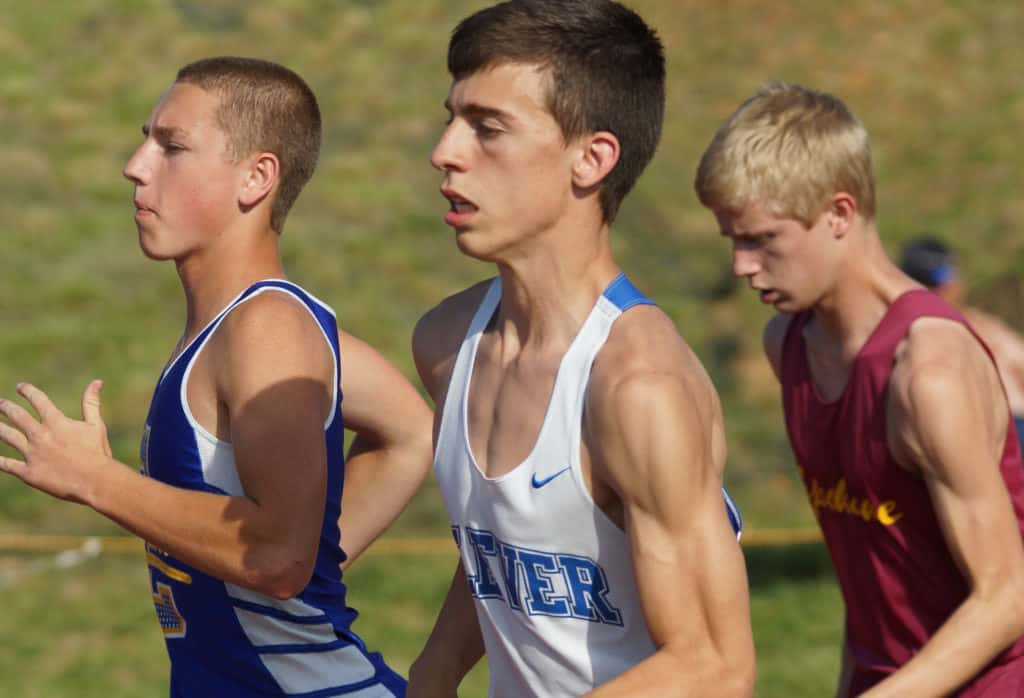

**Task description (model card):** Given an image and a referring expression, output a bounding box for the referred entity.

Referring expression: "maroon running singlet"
[781,289,1024,695]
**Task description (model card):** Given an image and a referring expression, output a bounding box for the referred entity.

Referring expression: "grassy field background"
[1,1,1021,695]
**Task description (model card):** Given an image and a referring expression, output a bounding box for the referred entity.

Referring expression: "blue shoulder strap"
[602,272,656,312]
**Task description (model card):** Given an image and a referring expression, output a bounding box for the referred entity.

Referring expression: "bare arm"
[337,329,433,569]
[0,294,334,599]
[407,560,486,697]
[964,308,1024,414]
[406,289,489,694]
[863,319,1024,696]
[584,316,755,697]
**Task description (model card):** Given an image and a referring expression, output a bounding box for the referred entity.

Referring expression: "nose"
[123,142,150,185]
[430,123,466,173]
[732,246,762,278]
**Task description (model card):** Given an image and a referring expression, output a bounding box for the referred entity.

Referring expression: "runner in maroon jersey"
[694,81,1024,696]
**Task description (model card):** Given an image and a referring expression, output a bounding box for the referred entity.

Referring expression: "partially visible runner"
[0,57,430,697]
[696,80,1024,696]
[900,235,1024,454]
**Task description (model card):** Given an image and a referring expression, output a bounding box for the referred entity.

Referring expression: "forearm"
[408,560,485,695]
[863,590,1024,696]
[585,645,751,698]
[339,431,432,567]
[88,457,314,597]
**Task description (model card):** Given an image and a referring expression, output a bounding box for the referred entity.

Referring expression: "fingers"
[0,419,30,455]
[0,454,28,478]
[82,380,104,425]
[0,396,41,441]
[15,383,60,423]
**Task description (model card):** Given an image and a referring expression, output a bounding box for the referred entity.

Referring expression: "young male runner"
[696,81,1024,696]
[0,57,429,696]
[408,2,754,696]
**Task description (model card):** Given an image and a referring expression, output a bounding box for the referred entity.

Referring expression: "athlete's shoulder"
[889,314,1008,473]
[586,304,726,483]
[413,278,494,399]
[221,287,325,344]
[890,315,999,429]
[600,303,696,374]
[897,314,985,374]
[213,287,335,379]
[592,304,717,412]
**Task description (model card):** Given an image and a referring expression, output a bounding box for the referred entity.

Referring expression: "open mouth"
[449,197,477,214]
[441,187,478,226]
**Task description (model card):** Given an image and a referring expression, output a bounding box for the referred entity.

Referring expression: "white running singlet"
[434,274,659,697]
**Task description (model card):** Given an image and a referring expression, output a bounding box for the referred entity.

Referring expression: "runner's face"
[430,62,578,261]
[716,201,836,312]
[123,83,242,261]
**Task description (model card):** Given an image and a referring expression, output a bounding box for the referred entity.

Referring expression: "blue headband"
[929,262,955,287]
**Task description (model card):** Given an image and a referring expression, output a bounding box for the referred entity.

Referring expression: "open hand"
[0,380,113,504]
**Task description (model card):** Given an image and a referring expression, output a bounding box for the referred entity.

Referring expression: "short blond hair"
[694,81,875,226]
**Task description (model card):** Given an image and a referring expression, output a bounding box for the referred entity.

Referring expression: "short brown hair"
[176,56,321,233]
[695,81,876,227]
[448,0,665,223]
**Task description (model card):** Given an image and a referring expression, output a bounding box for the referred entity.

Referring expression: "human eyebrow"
[142,124,189,143]
[443,99,513,124]
[722,228,775,240]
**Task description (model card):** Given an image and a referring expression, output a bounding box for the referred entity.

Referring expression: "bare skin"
[918,275,1024,416]
[0,81,432,599]
[407,61,754,697]
[720,195,1024,697]
[337,330,433,568]
[961,308,1024,416]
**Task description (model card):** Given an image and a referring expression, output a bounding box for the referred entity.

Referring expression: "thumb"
[82,379,104,425]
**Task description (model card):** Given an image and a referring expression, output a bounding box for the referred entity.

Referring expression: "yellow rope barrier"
[0,528,823,555]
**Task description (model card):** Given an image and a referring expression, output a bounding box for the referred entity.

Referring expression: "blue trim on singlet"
[142,279,405,697]
[603,273,656,312]
[723,487,743,539]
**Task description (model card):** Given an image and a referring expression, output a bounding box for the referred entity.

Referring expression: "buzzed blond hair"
[694,81,875,226]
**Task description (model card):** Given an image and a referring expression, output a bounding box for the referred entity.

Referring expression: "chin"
[775,296,814,314]
[453,230,502,263]
[137,234,178,262]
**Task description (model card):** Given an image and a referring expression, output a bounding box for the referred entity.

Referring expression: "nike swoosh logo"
[531,467,571,489]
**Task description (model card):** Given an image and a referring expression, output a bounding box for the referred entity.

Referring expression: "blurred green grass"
[1,0,1021,695]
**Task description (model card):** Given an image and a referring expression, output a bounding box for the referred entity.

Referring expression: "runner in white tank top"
[433,275,744,696]
[408,3,754,695]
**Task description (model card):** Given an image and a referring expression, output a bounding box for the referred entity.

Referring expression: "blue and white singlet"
[434,273,742,697]
[140,279,405,697]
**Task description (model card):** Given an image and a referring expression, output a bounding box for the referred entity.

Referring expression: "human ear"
[239,152,279,207]
[572,131,620,189]
[827,192,857,238]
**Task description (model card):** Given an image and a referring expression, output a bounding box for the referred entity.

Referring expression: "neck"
[492,218,619,350]
[809,224,915,356]
[177,225,285,340]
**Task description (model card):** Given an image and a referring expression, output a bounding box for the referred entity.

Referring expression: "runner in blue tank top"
[0,57,431,696]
